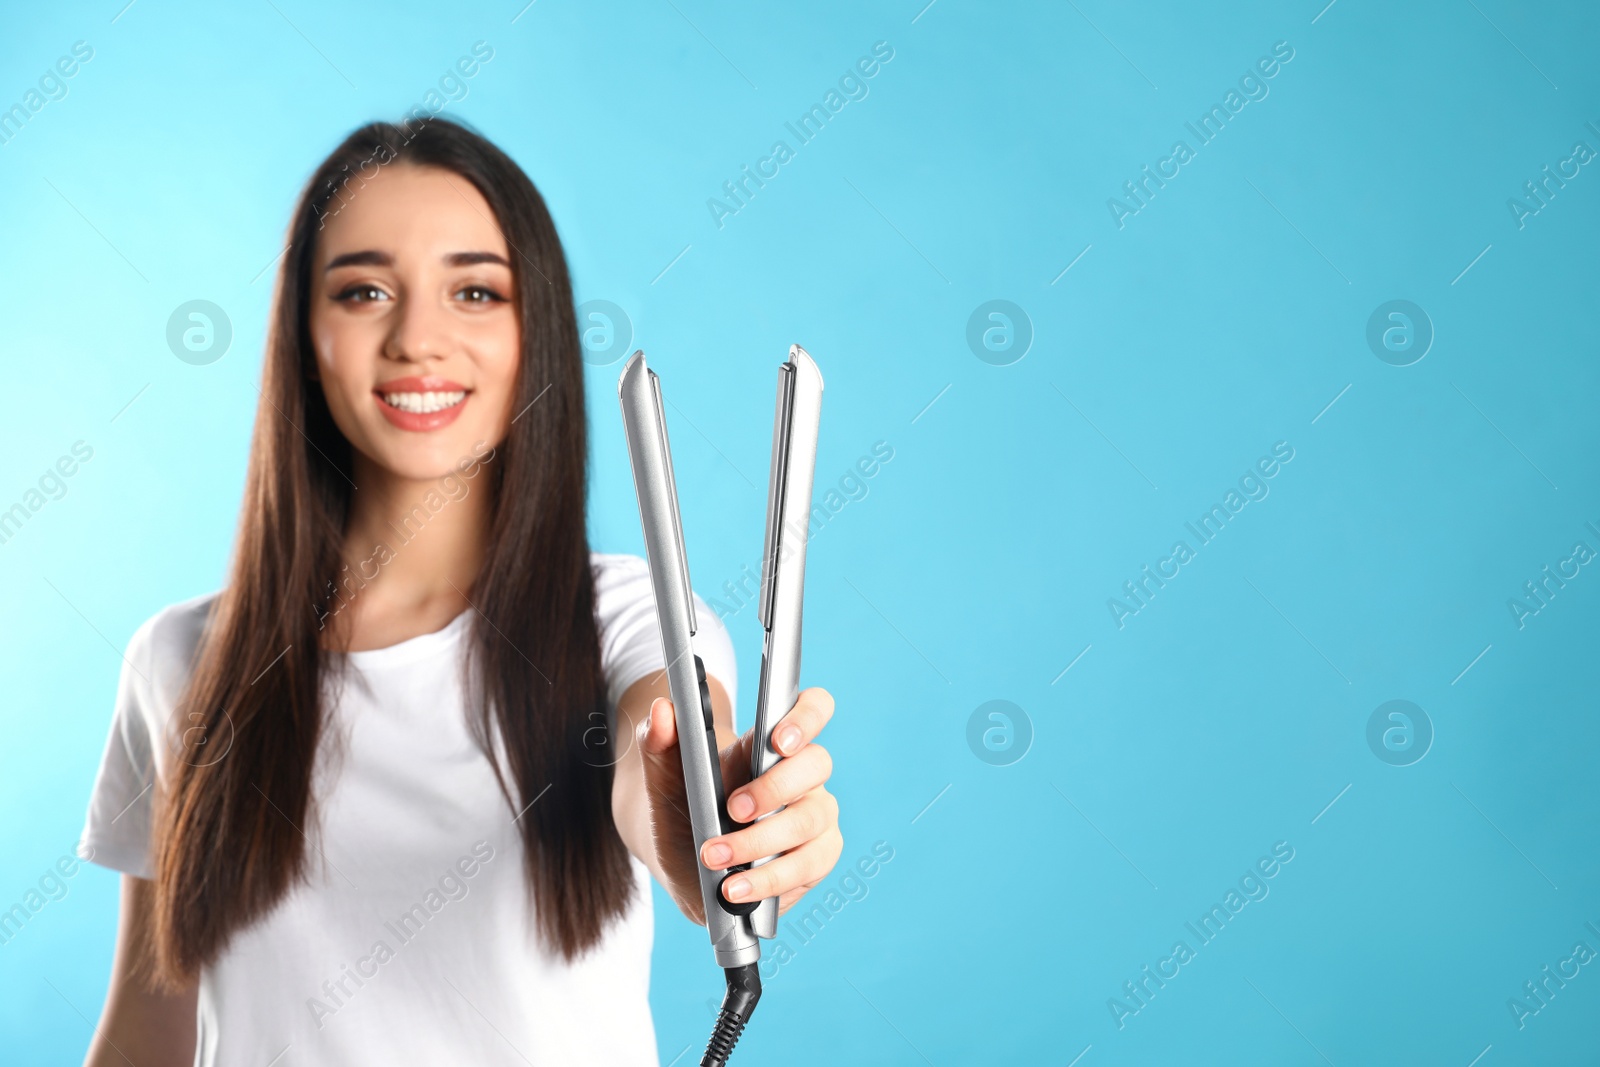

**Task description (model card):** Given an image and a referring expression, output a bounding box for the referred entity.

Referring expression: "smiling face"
[308,163,520,483]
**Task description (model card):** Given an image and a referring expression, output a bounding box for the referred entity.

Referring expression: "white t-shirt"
[77,552,737,1067]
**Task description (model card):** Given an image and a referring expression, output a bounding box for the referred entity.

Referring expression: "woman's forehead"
[315,163,509,267]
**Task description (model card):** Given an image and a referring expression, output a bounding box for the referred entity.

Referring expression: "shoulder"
[588,552,663,639]
[587,551,739,719]
[588,551,729,636]
[125,590,222,724]
[590,551,651,595]
[77,592,219,877]
[133,590,220,670]
[89,590,220,799]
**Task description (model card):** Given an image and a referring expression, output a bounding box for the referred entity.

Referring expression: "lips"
[374,376,470,432]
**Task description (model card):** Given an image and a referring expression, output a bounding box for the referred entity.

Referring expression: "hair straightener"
[618,345,823,1067]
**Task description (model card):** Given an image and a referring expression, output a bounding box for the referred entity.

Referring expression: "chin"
[362,431,488,482]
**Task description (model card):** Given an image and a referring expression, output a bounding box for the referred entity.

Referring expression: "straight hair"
[149,116,633,985]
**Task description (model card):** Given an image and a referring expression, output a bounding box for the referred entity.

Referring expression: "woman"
[77,116,842,1065]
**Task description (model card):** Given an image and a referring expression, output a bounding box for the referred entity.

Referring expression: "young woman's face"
[308,162,519,482]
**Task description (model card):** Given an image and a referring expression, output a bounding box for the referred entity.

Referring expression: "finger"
[776,872,837,915]
[639,696,677,757]
[638,698,687,808]
[720,827,843,905]
[768,687,835,758]
[726,743,832,822]
[700,790,837,869]
[776,885,814,913]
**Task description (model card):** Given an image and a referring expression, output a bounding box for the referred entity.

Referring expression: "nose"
[382,286,453,365]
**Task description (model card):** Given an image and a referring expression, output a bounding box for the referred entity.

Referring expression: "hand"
[637,687,842,924]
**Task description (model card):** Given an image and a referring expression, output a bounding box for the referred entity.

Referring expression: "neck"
[320,451,492,646]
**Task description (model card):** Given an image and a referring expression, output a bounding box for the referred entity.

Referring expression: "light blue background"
[2,1,1597,1063]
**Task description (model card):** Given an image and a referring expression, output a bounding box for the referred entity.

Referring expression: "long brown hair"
[150,116,633,985]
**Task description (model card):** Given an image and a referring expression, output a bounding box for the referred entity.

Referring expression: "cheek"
[471,315,523,429]
[485,318,521,384]
[308,320,357,404]
[307,300,346,372]
[306,306,380,438]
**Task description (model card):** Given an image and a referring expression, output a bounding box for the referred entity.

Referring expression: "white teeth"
[382,390,466,414]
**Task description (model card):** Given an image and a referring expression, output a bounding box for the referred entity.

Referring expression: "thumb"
[639,696,679,763]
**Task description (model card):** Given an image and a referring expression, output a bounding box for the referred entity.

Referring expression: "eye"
[334,284,389,303]
[455,284,508,304]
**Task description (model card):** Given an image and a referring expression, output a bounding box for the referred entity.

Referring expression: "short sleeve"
[594,553,739,731]
[77,593,215,881]
[77,616,162,880]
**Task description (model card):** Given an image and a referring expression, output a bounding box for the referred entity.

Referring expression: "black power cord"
[701,963,762,1067]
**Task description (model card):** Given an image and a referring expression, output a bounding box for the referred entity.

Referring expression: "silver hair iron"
[617,346,823,1067]
[747,345,824,939]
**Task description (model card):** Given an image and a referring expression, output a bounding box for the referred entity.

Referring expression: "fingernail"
[704,842,732,867]
[728,793,754,821]
[725,877,751,901]
[777,726,802,754]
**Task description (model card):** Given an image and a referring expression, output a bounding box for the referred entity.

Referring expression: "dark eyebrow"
[324,250,391,271]
[323,250,511,271]
[445,251,511,268]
